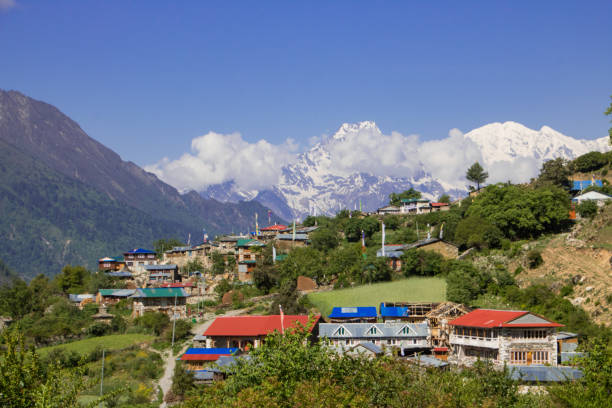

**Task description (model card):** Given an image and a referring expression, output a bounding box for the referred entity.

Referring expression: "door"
[526,351,532,365]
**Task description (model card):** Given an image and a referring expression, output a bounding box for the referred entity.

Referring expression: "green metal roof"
[133,288,188,298]
[275,254,288,261]
[239,260,257,264]
[236,239,254,247]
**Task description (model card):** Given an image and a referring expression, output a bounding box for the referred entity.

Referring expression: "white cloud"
[146,121,555,194]
[0,0,16,11]
[145,131,297,192]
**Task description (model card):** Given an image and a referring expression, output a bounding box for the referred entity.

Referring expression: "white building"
[448,309,562,367]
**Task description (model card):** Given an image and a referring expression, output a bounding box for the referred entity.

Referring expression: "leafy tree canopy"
[466,162,489,190]
[536,157,572,190]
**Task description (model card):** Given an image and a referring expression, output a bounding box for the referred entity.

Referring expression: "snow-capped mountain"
[465,121,609,166]
[201,121,609,222]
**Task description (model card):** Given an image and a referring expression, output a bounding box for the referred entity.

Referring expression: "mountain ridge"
[201,120,610,221]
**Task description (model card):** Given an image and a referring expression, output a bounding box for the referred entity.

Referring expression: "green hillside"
[0,139,199,279]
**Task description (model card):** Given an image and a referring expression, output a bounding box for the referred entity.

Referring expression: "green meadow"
[308,277,447,318]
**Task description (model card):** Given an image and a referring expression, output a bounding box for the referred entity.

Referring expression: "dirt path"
[157,308,250,407]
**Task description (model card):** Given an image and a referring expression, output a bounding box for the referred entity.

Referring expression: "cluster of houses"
[377,198,451,216]
[180,303,584,384]
[70,225,321,319]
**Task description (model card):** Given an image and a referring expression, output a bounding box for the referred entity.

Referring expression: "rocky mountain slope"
[202,121,609,221]
[0,90,283,278]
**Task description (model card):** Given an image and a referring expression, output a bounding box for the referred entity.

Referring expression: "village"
[66,177,612,398]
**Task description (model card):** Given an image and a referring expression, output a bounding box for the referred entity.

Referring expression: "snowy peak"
[465,121,609,165]
[331,120,379,141]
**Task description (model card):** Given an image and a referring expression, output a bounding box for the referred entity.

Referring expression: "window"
[532,351,549,364]
[337,327,345,335]
[400,326,411,335]
[368,326,378,335]
[510,351,527,364]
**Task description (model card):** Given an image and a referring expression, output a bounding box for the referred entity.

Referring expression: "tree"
[210,251,226,275]
[383,215,402,230]
[53,265,91,294]
[171,363,195,398]
[454,215,503,249]
[153,238,185,257]
[389,188,422,206]
[401,249,444,277]
[466,162,489,190]
[537,158,571,190]
[438,194,451,204]
[577,200,598,219]
[571,151,609,173]
[309,227,339,252]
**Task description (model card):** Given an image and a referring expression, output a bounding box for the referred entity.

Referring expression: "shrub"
[560,284,574,297]
[526,250,543,269]
[571,151,609,172]
[87,322,111,337]
[135,311,170,336]
[577,201,598,219]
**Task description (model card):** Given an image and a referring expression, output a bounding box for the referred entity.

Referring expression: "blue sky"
[1,1,611,167]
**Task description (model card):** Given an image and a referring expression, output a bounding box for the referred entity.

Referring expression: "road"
[157,308,250,407]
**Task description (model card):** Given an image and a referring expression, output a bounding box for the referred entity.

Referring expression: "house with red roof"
[259,224,288,238]
[179,347,239,371]
[448,309,563,366]
[202,314,320,350]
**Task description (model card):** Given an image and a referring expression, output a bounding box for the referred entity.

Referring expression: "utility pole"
[171,294,178,347]
[99,349,105,408]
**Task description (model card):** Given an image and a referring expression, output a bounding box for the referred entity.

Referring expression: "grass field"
[38,333,155,357]
[308,277,447,318]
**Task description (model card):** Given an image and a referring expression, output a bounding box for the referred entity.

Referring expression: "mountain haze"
[0,90,283,278]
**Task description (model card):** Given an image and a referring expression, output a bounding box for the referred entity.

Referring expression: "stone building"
[131,287,189,318]
[448,309,563,367]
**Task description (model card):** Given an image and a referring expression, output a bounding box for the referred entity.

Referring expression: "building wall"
[132,298,187,318]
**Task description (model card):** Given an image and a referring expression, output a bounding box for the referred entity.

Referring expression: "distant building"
[163,244,213,270]
[571,191,611,206]
[430,202,451,212]
[131,287,189,318]
[202,315,320,350]
[179,347,239,371]
[448,309,563,367]
[98,256,126,271]
[377,205,400,215]
[403,238,459,259]
[319,322,430,355]
[400,198,432,214]
[571,179,603,192]
[96,289,135,306]
[259,224,288,238]
[124,248,157,272]
[145,264,180,284]
[275,233,309,250]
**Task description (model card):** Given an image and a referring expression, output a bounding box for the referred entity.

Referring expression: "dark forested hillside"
[0,90,283,278]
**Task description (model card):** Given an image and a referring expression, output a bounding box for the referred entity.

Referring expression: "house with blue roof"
[571,179,603,192]
[328,307,378,323]
[124,248,158,273]
[379,303,410,322]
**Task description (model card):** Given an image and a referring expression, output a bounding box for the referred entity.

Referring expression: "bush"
[135,312,170,336]
[401,249,443,277]
[165,319,192,342]
[87,322,111,337]
[560,284,574,297]
[454,215,503,249]
[577,201,598,219]
[526,250,543,269]
[571,151,609,173]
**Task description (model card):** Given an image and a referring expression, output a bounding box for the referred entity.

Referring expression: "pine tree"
[466,162,489,191]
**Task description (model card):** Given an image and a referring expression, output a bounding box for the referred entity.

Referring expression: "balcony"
[450,335,500,349]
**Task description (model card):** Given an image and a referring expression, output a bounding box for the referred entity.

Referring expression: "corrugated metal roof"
[184,348,238,355]
[124,248,155,254]
[329,307,377,318]
[215,355,252,368]
[448,309,563,328]
[379,304,409,317]
[408,355,449,368]
[352,342,382,354]
[572,191,612,202]
[555,331,578,341]
[192,370,216,380]
[560,351,586,363]
[260,224,288,231]
[98,289,135,297]
[132,288,188,298]
[276,233,309,241]
[319,322,429,338]
[204,315,319,336]
[508,366,583,382]
[105,271,132,277]
[145,264,178,271]
[572,180,603,191]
